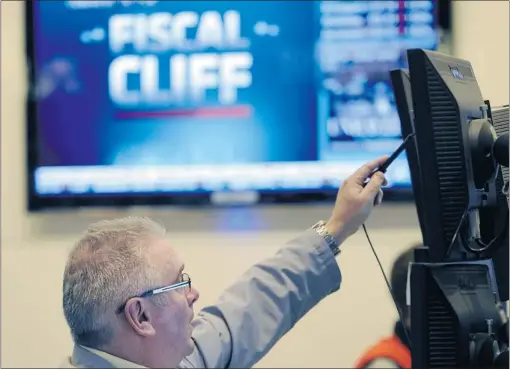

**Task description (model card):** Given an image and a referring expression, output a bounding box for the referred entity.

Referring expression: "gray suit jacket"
[61,228,342,368]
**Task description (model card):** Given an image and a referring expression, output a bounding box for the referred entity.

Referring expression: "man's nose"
[188,286,200,305]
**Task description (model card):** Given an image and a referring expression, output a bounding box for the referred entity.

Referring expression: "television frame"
[24,1,422,211]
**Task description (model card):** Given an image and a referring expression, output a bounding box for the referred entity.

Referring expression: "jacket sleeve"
[178,228,342,369]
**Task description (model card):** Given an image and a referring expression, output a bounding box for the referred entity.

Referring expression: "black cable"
[449,178,509,255]
[471,207,509,254]
[362,223,412,348]
[446,205,509,255]
[445,207,469,257]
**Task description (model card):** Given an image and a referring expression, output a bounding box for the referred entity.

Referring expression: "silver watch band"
[312,220,340,256]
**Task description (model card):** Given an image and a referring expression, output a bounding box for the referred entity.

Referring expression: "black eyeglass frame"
[116,273,191,314]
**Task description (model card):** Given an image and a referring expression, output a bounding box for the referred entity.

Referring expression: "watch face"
[312,222,339,254]
[313,221,326,229]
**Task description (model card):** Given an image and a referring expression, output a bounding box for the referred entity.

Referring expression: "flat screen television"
[26,0,438,210]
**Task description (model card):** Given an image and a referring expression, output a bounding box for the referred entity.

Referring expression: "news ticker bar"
[35,161,411,195]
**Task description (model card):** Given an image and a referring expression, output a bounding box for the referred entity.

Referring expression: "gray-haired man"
[61,156,388,368]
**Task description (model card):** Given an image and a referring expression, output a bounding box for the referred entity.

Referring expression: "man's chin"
[186,327,195,350]
[184,338,195,356]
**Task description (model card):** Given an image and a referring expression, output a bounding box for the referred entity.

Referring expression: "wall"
[452,1,509,106]
[1,1,508,367]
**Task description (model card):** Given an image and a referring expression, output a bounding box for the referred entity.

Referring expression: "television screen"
[27,0,438,210]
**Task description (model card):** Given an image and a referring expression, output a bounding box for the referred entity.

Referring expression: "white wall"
[1,2,508,367]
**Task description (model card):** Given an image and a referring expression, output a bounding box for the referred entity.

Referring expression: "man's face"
[142,238,200,364]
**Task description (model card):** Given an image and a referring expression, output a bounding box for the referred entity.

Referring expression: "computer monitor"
[400,48,509,369]
[390,69,426,239]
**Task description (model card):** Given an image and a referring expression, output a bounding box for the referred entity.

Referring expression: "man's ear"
[124,298,156,337]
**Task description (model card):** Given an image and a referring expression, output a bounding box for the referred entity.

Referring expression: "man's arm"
[179,228,342,369]
[178,156,388,368]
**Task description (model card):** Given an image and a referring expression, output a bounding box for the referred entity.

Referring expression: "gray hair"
[62,216,167,348]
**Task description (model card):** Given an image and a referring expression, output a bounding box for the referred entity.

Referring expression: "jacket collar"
[71,345,147,368]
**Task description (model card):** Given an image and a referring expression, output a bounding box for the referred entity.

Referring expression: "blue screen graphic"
[29,0,438,198]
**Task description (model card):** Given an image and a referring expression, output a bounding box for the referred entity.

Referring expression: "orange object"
[354,334,411,368]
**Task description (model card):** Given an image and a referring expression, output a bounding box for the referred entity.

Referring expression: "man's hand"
[325,156,389,243]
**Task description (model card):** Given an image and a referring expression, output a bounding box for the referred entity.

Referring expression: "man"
[61,156,388,369]
[354,245,417,369]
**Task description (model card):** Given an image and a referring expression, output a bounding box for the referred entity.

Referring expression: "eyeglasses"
[116,273,191,314]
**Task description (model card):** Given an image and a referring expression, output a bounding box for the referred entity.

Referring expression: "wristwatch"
[312,220,341,256]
